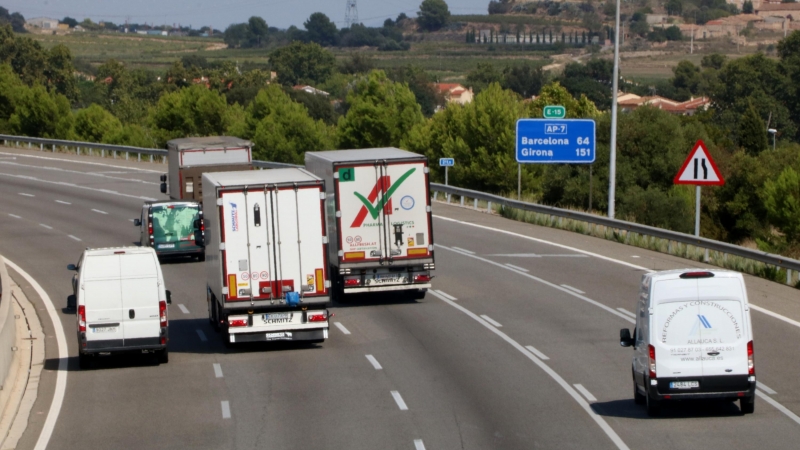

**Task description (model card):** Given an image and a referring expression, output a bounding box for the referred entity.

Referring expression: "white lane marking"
[91,209,108,215]
[0,150,162,173]
[749,304,800,330]
[333,322,351,335]
[438,244,635,324]
[4,259,68,450]
[8,214,21,219]
[18,192,34,197]
[414,439,426,450]
[451,246,475,254]
[196,329,208,342]
[756,390,800,426]
[480,314,502,327]
[428,290,629,450]
[67,235,81,242]
[525,345,549,360]
[391,391,409,411]
[574,384,598,402]
[39,223,53,230]
[178,304,190,314]
[758,382,777,395]
[365,354,383,370]
[490,253,541,257]
[433,290,457,301]
[213,363,223,378]
[221,401,231,419]
[560,284,585,294]
[0,172,157,201]
[505,263,529,272]
[631,255,640,258]
[55,200,71,205]
[616,308,636,319]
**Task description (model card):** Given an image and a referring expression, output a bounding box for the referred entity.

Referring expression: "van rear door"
[653,279,704,378]
[120,253,161,346]
[82,254,124,347]
[695,278,748,377]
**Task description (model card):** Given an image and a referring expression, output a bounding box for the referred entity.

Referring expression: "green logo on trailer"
[339,168,355,182]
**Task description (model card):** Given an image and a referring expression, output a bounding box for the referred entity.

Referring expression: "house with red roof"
[435,83,474,106]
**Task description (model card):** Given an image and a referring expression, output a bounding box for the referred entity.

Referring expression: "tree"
[417,0,451,32]
[72,104,122,142]
[336,70,424,149]
[269,41,336,86]
[341,53,375,75]
[0,64,23,131]
[0,25,48,86]
[665,25,682,41]
[150,85,230,145]
[763,166,800,242]
[223,23,251,48]
[387,66,444,116]
[45,44,78,102]
[738,101,768,155]
[701,53,727,70]
[304,13,338,46]
[671,60,702,100]
[9,85,73,138]
[465,62,502,94]
[742,1,754,13]
[61,17,78,28]
[502,63,546,98]
[248,16,269,46]
[778,31,800,142]
[665,0,683,15]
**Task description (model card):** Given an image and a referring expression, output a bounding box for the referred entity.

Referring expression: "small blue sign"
[516,119,596,164]
[439,158,455,167]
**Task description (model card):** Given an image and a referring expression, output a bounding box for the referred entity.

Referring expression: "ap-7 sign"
[516,119,596,164]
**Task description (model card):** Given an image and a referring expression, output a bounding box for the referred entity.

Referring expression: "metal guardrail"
[2,133,799,284]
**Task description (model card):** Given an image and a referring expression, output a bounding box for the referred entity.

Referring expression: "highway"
[2,146,800,449]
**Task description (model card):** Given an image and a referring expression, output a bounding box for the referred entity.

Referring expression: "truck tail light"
[747,340,755,375]
[344,279,361,287]
[78,305,86,332]
[307,311,327,322]
[159,300,167,326]
[199,219,205,232]
[229,319,248,327]
[649,344,657,379]
[148,222,154,244]
[413,274,431,283]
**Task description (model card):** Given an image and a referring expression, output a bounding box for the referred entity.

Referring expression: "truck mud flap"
[230,328,327,343]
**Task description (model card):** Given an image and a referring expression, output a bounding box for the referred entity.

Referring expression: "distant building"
[435,83,474,106]
[292,85,330,96]
[756,3,800,19]
[25,17,59,33]
[618,94,711,116]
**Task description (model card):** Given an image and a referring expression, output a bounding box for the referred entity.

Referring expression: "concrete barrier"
[0,256,15,391]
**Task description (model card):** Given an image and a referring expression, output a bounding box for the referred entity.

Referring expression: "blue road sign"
[439,158,455,167]
[516,119,596,164]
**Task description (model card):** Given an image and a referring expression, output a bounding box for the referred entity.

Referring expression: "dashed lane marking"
[391,391,408,411]
[39,224,53,230]
[505,263,529,272]
[451,246,475,254]
[365,355,383,370]
[178,304,190,314]
[196,329,208,342]
[8,214,21,219]
[55,200,71,205]
[433,290,456,301]
[213,363,223,378]
[91,209,108,215]
[414,440,426,450]
[18,192,34,197]
[221,401,231,419]
[333,322,351,335]
[68,235,81,242]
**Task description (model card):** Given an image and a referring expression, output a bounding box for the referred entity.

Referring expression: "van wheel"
[633,381,646,405]
[157,348,169,364]
[741,396,755,414]
[78,353,91,370]
[646,393,661,417]
[67,295,76,310]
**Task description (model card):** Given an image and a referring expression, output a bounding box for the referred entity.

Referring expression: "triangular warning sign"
[674,140,724,186]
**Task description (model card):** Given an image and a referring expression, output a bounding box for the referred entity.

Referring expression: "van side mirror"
[160,182,167,194]
[620,328,633,347]
[165,290,172,305]
[67,264,77,271]
[133,218,141,227]
[160,174,167,182]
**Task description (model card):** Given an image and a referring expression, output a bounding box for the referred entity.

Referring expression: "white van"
[68,247,171,369]
[620,269,756,416]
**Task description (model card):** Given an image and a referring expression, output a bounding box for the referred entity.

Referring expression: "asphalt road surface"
[2,146,800,450]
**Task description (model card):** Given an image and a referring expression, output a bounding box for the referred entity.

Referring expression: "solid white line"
[428,290,629,450]
[91,209,108,215]
[616,308,636,319]
[525,345,550,360]
[757,382,777,395]
[213,363,223,378]
[505,263,529,272]
[365,354,383,370]
[221,401,231,419]
[196,329,208,342]
[574,384,597,402]
[0,150,162,173]
[480,314,503,327]
[749,304,800,330]
[0,172,157,201]
[450,246,475,254]
[391,391,409,411]
[55,200,71,205]
[490,253,541,257]
[4,259,68,450]
[756,390,800,426]
[67,235,81,242]
[18,192,34,197]
[178,304,190,314]
[560,284,585,294]
[39,223,53,230]
[433,290,457,301]
[439,244,635,325]
[414,439,426,450]
[631,255,641,258]
[540,254,588,257]
[333,322,351,335]
[8,214,21,219]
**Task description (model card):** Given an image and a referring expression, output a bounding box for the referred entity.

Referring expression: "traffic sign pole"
[518,164,521,200]
[695,185,701,237]
[445,166,448,186]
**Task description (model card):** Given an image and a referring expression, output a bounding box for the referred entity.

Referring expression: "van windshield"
[151,204,199,243]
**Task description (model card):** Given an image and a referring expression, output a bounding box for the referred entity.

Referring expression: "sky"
[4,0,490,30]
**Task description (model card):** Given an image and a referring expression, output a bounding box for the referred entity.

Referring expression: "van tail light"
[78,305,86,332]
[344,279,361,287]
[307,311,327,322]
[413,274,431,283]
[747,340,755,375]
[159,300,167,326]
[648,344,657,379]
[229,319,248,327]
[148,222,154,244]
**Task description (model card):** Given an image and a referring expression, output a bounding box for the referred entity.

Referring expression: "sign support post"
[439,158,454,186]
[518,164,521,200]
[674,140,725,238]
[445,166,449,186]
[695,185,701,236]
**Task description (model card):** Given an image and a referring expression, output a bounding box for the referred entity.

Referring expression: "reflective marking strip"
[18,192,34,197]
[334,322,351,335]
[414,439,426,450]
[574,384,597,402]
[480,315,502,327]
[451,246,475,254]
[525,345,549,360]
[8,214,21,219]
[91,209,108,215]
[221,401,231,419]
[505,263,529,272]
[365,355,382,370]
[561,284,585,294]
[757,383,777,395]
[616,308,636,318]
[68,235,81,242]
[196,329,208,342]
[434,290,456,301]
[55,200,71,205]
[213,363,223,378]
[39,224,53,230]
[391,391,408,410]
[178,304,190,314]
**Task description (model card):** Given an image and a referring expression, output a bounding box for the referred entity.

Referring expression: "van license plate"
[92,327,117,333]
[158,243,175,249]
[670,381,699,389]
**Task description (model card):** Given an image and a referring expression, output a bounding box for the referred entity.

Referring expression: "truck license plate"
[158,243,175,249]
[262,313,292,323]
[266,332,292,340]
[92,326,117,333]
[670,381,699,389]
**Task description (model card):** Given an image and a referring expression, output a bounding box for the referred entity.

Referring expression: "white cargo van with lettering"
[68,247,171,369]
[620,269,756,416]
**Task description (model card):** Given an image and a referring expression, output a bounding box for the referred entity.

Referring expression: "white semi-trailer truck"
[305,148,434,299]
[203,169,331,344]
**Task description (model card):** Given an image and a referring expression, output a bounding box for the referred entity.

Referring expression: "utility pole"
[608,0,622,219]
[345,0,359,28]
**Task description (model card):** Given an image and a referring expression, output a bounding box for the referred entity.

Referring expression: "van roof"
[203,168,321,187]
[305,148,426,163]
[645,269,743,282]
[83,247,156,257]
[648,269,747,305]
